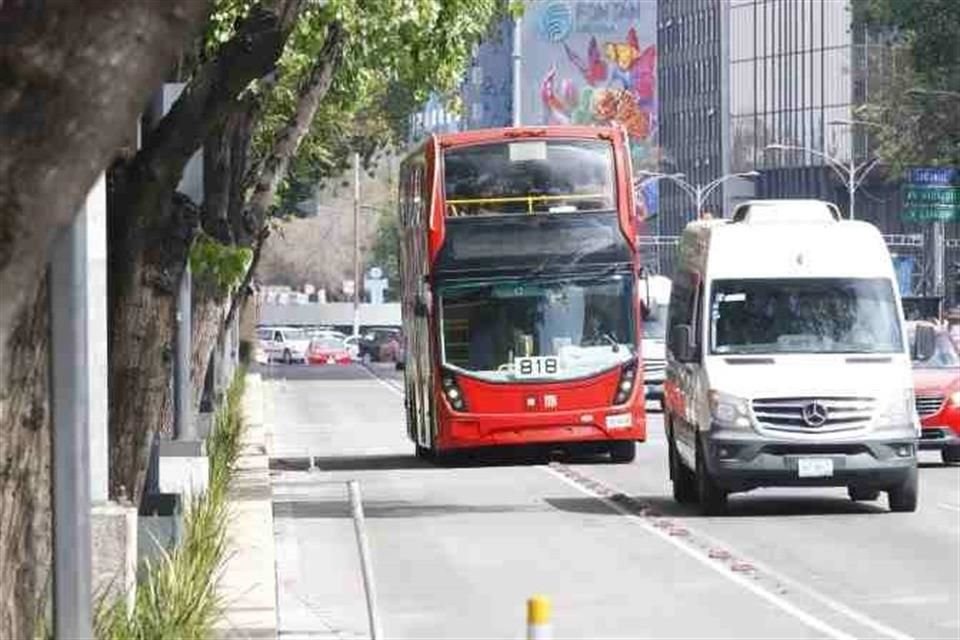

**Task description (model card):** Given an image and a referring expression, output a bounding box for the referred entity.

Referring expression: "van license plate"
[797,458,834,478]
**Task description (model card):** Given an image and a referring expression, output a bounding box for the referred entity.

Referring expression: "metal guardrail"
[637,235,680,246]
[882,234,924,248]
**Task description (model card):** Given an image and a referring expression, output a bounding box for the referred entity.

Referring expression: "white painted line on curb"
[545,466,896,640]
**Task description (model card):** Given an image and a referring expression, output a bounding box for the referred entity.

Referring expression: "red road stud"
[731,561,755,573]
[708,548,731,560]
[668,527,690,537]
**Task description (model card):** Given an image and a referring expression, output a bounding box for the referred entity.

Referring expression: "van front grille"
[752,396,875,433]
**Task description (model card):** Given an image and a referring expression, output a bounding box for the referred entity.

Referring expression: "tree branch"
[243,21,346,233]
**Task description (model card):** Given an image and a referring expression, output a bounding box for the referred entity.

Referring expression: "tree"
[853,0,960,172]
[108,0,509,502]
[0,4,210,637]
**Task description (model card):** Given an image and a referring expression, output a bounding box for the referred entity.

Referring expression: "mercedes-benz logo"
[801,401,829,427]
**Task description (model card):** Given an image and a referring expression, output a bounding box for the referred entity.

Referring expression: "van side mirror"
[913,324,937,361]
[670,324,695,362]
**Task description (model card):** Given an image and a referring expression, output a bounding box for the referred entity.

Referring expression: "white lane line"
[938,503,960,512]
[554,468,918,640]
[546,466,866,640]
[358,365,405,398]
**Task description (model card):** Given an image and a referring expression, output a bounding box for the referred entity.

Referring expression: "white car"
[256,326,311,364]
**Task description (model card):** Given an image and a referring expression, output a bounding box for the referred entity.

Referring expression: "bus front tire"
[609,441,636,463]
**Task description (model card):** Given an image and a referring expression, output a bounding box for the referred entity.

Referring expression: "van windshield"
[710,278,903,355]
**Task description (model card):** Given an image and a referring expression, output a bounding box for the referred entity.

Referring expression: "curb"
[215,373,279,639]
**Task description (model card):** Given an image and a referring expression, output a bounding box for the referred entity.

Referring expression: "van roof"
[680,218,894,280]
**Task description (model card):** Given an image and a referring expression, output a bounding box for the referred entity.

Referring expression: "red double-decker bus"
[398,126,645,462]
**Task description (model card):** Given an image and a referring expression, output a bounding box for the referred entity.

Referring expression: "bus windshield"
[443,140,615,217]
[710,278,904,355]
[439,274,635,382]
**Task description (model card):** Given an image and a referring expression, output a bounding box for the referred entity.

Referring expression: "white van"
[639,274,672,407]
[664,200,935,514]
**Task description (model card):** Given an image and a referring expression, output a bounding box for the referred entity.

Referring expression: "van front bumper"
[701,427,917,491]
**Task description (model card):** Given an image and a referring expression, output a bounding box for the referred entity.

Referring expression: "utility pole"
[512,15,522,127]
[50,208,93,639]
[353,152,361,337]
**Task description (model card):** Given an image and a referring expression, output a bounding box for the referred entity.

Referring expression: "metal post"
[512,15,522,127]
[347,480,383,639]
[353,152,361,338]
[85,173,109,503]
[50,210,93,639]
[933,219,946,300]
[174,263,194,440]
[848,160,856,220]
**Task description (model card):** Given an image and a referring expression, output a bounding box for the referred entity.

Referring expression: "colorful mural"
[522,0,658,216]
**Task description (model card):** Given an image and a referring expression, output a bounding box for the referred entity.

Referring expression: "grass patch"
[96,372,247,639]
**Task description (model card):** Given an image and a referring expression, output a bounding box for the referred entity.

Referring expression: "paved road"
[261,363,960,639]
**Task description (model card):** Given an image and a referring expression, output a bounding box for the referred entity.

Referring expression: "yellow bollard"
[526,595,552,640]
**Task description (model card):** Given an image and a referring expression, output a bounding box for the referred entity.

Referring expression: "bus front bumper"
[437,408,646,450]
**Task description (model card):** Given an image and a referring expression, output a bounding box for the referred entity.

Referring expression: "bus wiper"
[602,333,620,353]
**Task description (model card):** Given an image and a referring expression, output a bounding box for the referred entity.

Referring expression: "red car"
[307,337,353,365]
[910,322,960,464]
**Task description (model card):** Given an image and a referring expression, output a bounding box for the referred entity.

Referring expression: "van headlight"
[709,390,752,429]
[876,389,915,428]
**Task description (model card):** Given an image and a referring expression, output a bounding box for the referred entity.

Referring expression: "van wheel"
[847,486,880,501]
[283,349,292,364]
[887,466,918,512]
[696,441,727,515]
[609,441,636,463]
[942,446,960,464]
[668,432,698,504]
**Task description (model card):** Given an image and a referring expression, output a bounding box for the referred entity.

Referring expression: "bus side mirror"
[670,325,695,362]
[913,324,936,361]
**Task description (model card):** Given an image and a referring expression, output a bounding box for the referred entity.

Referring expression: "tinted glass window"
[444,140,615,216]
[710,278,903,354]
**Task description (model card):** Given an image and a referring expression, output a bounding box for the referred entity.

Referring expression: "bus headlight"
[613,361,638,405]
[709,390,751,429]
[441,372,467,411]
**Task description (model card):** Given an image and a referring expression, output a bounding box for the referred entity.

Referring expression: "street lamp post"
[636,170,760,219]
[764,141,878,220]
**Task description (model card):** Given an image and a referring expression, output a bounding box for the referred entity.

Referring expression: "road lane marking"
[937,502,960,512]
[359,365,405,397]
[544,465,916,640]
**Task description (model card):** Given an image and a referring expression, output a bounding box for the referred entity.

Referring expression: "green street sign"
[901,169,960,222]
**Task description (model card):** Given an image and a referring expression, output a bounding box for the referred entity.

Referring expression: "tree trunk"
[190,290,229,411]
[108,192,196,501]
[0,279,52,640]
[0,0,208,380]
[107,2,305,502]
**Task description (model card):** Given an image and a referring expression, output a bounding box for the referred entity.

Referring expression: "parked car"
[307,336,353,365]
[343,335,362,360]
[909,321,960,464]
[357,327,402,362]
[256,326,311,364]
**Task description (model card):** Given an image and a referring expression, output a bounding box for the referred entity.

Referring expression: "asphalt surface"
[260,362,960,639]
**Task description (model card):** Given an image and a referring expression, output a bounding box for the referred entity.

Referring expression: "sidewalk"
[215,372,279,639]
